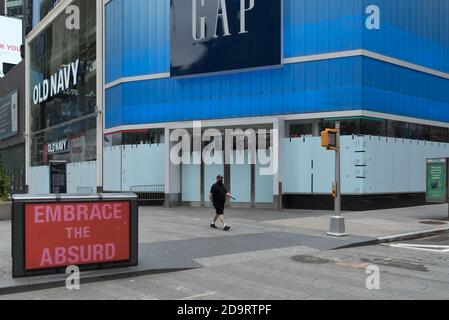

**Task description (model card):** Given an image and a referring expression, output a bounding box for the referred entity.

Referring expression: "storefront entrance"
[178,126,274,208]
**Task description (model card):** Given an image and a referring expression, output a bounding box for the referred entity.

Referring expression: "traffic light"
[321,128,338,150]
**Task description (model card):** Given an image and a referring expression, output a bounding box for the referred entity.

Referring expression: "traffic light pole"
[327,121,347,237]
[335,121,341,216]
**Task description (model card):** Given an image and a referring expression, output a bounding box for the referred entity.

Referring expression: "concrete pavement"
[3,237,449,300]
[263,204,449,238]
[1,204,449,296]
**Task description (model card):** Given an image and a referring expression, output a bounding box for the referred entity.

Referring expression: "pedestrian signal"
[321,129,338,150]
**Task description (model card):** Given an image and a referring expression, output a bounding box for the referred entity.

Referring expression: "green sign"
[426,159,448,203]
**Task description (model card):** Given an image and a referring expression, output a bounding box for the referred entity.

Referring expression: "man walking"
[209,175,233,231]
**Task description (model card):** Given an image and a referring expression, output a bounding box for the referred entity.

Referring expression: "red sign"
[25,201,130,270]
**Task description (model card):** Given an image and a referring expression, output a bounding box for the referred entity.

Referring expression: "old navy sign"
[47,139,69,154]
[170,0,283,78]
[32,59,79,105]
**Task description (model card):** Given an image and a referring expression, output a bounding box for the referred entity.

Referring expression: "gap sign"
[12,194,138,278]
[170,0,283,77]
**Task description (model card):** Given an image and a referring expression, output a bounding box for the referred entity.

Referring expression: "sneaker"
[224,225,231,231]
[210,223,218,229]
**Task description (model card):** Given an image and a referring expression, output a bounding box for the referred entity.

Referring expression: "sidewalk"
[263,204,449,238]
[0,204,448,294]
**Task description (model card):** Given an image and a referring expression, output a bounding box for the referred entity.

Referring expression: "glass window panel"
[409,123,430,140]
[290,123,312,138]
[340,120,360,135]
[30,116,96,166]
[360,119,386,136]
[29,0,96,132]
[29,0,96,166]
[429,126,449,143]
[386,121,409,139]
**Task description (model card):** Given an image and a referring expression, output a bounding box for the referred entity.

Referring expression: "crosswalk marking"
[385,243,449,253]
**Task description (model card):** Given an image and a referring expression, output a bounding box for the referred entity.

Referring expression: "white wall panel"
[282,136,449,195]
[28,165,49,194]
[364,138,449,193]
[67,161,97,194]
[104,144,165,192]
[121,144,165,191]
[182,153,201,202]
[104,146,122,191]
[230,151,251,203]
[256,150,273,203]
[282,138,313,193]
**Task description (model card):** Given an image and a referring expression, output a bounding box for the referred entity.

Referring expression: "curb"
[333,239,380,250]
[378,226,449,244]
[333,226,449,250]
[0,267,196,296]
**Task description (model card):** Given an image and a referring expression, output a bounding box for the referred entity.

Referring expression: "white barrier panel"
[28,166,50,194]
[230,150,251,203]
[364,137,449,193]
[67,161,97,194]
[182,153,201,202]
[282,136,449,195]
[282,137,342,194]
[256,149,274,203]
[122,144,165,191]
[104,144,165,192]
[104,146,121,191]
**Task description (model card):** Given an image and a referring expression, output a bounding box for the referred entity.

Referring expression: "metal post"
[327,121,347,237]
[335,121,341,217]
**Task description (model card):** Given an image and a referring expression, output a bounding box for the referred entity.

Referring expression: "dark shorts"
[213,201,225,215]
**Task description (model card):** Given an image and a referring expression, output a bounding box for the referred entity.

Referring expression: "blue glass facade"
[104,0,449,129]
[362,0,449,73]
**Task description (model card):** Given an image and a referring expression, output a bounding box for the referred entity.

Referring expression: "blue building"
[26,0,449,209]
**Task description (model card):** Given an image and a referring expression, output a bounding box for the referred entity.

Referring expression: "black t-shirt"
[210,182,228,202]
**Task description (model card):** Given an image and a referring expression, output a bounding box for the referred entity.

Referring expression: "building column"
[164,128,181,207]
[96,0,104,193]
[24,35,30,193]
[273,118,285,210]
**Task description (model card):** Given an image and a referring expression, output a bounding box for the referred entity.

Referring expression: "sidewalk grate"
[290,255,331,264]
